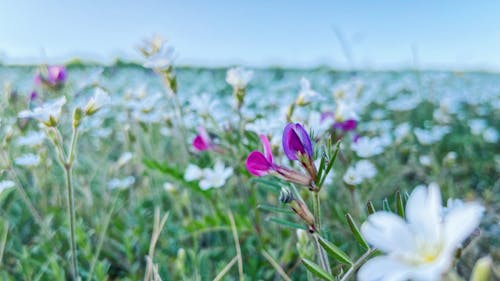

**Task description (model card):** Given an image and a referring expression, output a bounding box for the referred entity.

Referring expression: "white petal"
[358,256,411,281]
[361,212,416,253]
[198,179,212,190]
[443,202,484,251]
[406,184,442,243]
[184,164,203,181]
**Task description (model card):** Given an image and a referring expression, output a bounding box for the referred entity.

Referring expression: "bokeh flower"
[226,67,253,90]
[18,96,66,127]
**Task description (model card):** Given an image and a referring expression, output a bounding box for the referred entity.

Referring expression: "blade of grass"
[228,211,244,281]
[213,256,238,281]
[261,250,292,281]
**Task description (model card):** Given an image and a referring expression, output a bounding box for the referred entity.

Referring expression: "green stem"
[312,192,321,230]
[312,192,331,274]
[64,126,79,280]
[340,248,376,281]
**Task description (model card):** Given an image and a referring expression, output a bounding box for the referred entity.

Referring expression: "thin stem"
[228,211,244,281]
[64,164,78,280]
[312,192,321,230]
[86,199,117,281]
[63,126,79,280]
[0,220,9,266]
[312,192,332,274]
[340,248,377,281]
[313,234,332,275]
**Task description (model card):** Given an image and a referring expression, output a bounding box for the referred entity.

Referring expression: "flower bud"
[72,107,83,129]
[470,256,492,281]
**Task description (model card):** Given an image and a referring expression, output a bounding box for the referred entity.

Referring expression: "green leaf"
[317,236,352,265]
[268,217,306,230]
[366,201,376,215]
[301,258,334,281]
[395,191,405,218]
[257,204,294,215]
[318,141,341,188]
[382,198,392,212]
[345,213,369,250]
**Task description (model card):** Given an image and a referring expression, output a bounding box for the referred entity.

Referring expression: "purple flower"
[34,65,67,88]
[192,127,213,151]
[282,123,313,161]
[29,91,38,101]
[246,134,312,186]
[246,134,275,176]
[333,119,357,132]
[46,66,67,85]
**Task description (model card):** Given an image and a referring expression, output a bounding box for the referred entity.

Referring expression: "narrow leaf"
[395,191,405,218]
[317,236,352,265]
[301,258,334,281]
[345,213,369,250]
[257,204,294,215]
[366,201,376,215]
[268,217,306,230]
[319,141,341,188]
[382,198,391,212]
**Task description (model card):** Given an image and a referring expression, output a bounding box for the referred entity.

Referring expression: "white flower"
[15,131,45,147]
[14,153,40,167]
[163,182,176,192]
[394,122,411,143]
[468,119,487,135]
[85,88,110,115]
[189,93,219,116]
[358,183,484,281]
[0,180,15,193]
[419,155,432,167]
[343,160,377,185]
[107,176,135,190]
[355,160,377,179]
[483,127,499,143]
[351,137,384,158]
[297,77,321,104]
[226,67,253,90]
[116,152,133,167]
[18,97,66,126]
[343,166,363,185]
[184,164,204,182]
[199,161,233,190]
[414,126,450,145]
[143,44,175,70]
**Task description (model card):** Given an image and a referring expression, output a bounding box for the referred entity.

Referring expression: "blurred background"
[1,0,500,70]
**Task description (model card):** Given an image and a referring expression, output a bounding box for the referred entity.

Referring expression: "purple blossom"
[192,127,213,151]
[34,65,67,88]
[333,119,358,132]
[246,134,312,186]
[246,134,275,176]
[282,123,313,161]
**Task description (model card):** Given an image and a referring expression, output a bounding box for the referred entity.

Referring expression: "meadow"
[0,40,498,281]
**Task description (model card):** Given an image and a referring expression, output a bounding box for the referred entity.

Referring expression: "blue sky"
[1,0,500,70]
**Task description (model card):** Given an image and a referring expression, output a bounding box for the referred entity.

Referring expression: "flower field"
[0,41,499,280]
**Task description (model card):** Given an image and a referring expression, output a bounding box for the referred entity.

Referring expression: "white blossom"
[0,180,15,193]
[108,176,135,190]
[358,183,484,281]
[85,88,111,115]
[199,161,233,190]
[15,131,45,147]
[18,97,66,126]
[14,153,41,167]
[226,67,253,90]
